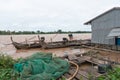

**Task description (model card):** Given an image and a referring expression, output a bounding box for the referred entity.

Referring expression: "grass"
[0,53,19,80]
[0,53,16,68]
[97,67,120,80]
[0,68,12,80]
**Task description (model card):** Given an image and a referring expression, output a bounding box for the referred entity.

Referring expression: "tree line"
[0,30,91,35]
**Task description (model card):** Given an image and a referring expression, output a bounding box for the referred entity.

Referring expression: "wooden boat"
[11,36,42,49]
[42,39,91,49]
[42,39,82,49]
[11,36,91,49]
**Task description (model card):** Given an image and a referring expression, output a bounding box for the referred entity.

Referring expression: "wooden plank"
[77,57,87,64]
[86,59,100,65]
[76,70,88,80]
[72,78,78,80]
[63,73,71,79]
[68,54,78,60]
[68,68,88,80]
[68,69,80,80]
[76,74,88,80]
[77,70,89,79]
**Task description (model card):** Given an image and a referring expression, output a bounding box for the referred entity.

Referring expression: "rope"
[67,61,79,80]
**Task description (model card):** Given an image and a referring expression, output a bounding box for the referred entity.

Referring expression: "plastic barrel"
[98,64,112,74]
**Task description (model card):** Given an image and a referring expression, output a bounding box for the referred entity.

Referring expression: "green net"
[13,52,70,80]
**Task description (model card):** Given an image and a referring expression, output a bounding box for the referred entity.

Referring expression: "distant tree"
[40,32,45,34]
[57,29,62,33]
[11,31,15,34]
[31,31,35,34]
[37,30,40,34]
[18,31,22,34]
[7,30,11,35]
[0,30,91,35]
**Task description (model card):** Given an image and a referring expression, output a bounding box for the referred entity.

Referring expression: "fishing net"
[13,52,70,80]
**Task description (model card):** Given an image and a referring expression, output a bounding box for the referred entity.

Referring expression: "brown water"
[0,33,91,59]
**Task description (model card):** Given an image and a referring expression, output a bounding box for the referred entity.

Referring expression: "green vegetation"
[98,67,120,80]
[0,29,91,35]
[0,54,16,68]
[0,52,69,80]
[0,53,18,80]
[3,52,120,80]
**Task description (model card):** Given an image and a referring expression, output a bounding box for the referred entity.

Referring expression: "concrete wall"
[91,9,120,45]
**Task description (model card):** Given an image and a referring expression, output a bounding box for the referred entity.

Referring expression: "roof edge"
[84,7,120,25]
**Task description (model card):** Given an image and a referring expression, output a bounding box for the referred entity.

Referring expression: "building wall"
[115,10,120,27]
[91,10,120,45]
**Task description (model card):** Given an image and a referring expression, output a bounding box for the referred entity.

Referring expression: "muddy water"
[0,33,91,59]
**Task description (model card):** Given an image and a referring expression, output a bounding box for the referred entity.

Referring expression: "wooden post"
[50,38,52,42]
[25,38,28,44]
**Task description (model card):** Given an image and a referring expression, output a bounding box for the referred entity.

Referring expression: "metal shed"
[84,7,120,46]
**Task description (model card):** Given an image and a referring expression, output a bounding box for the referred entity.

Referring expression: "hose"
[67,61,79,80]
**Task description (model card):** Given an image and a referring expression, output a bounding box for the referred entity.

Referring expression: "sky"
[0,0,119,32]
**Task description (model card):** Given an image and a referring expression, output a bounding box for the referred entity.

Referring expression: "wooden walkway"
[58,54,104,80]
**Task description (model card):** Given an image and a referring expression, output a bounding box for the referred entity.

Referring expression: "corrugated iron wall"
[91,9,120,45]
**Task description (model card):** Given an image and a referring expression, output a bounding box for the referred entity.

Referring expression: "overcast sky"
[0,0,119,31]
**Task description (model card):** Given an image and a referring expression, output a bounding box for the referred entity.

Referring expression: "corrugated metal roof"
[84,7,120,25]
[107,28,120,37]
